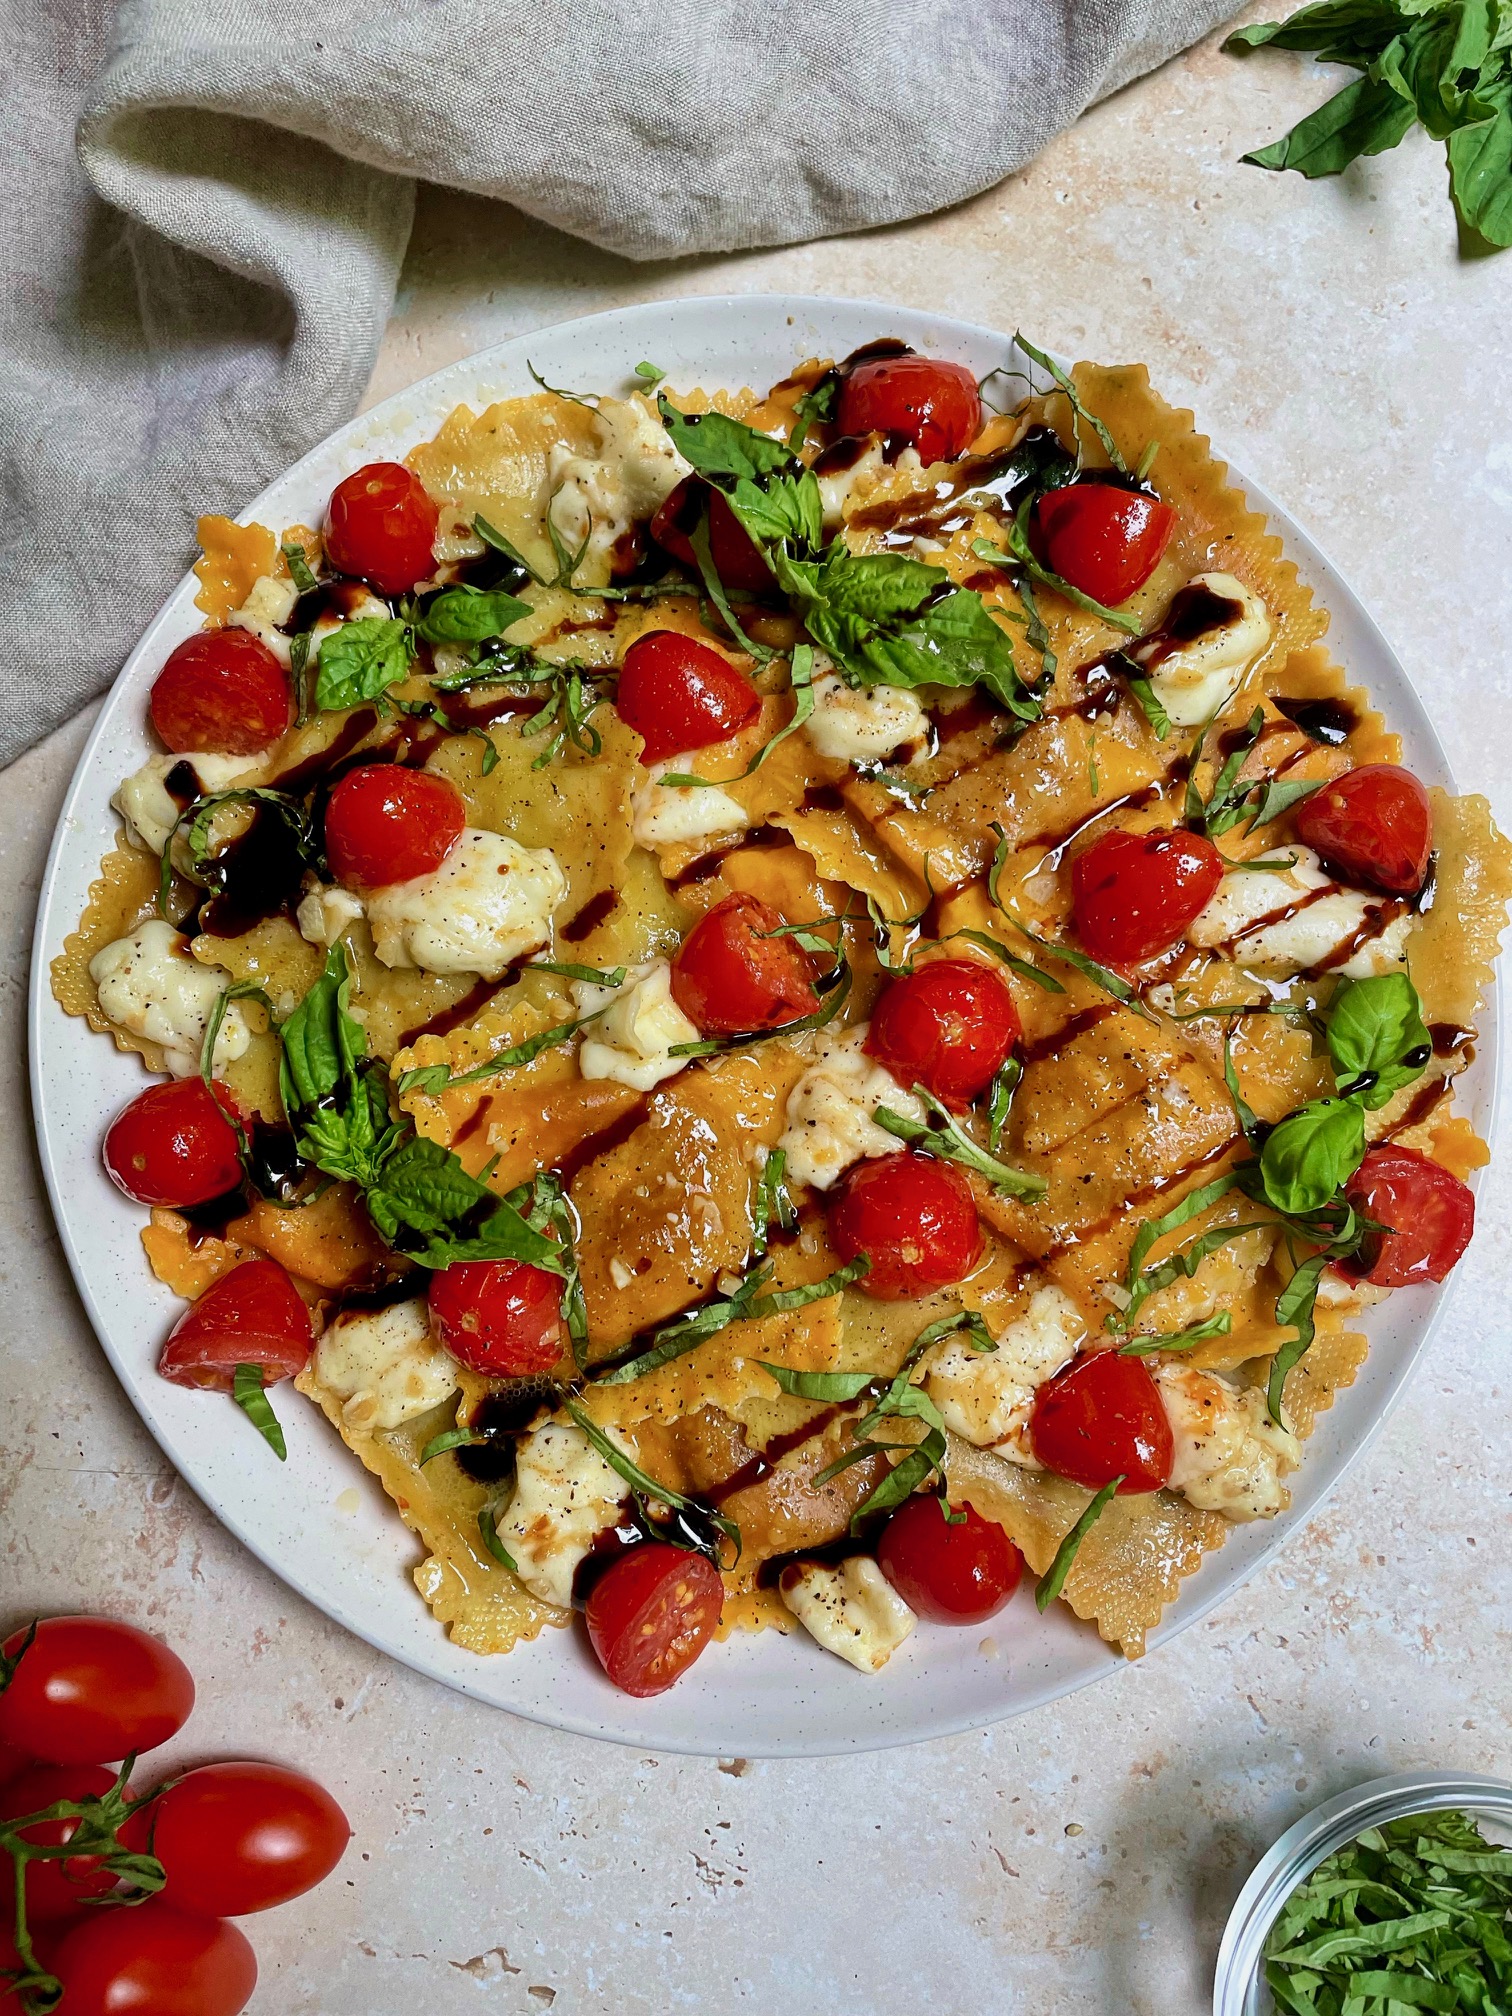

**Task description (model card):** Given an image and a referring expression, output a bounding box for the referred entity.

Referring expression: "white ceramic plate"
[28,296,1498,1757]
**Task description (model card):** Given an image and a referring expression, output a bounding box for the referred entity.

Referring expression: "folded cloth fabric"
[4,0,1238,767]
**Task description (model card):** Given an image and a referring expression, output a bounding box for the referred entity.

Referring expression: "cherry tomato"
[1072,826,1224,966]
[670,893,820,1036]
[323,764,465,891]
[828,1150,983,1300]
[324,460,439,596]
[1293,764,1432,896]
[129,1762,350,1917]
[149,631,291,757]
[617,631,761,766]
[864,958,1021,1111]
[0,1740,28,1789]
[1029,1349,1172,1493]
[428,1260,563,1376]
[584,1543,723,1697]
[651,477,773,594]
[51,1902,257,2016]
[1033,482,1176,607]
[102,1079,243,1209]
[0,1618,194,1766]
[158,1258,313,1392]
[876,1498,1023,1623]
[1342,1145,1474,1288]
[836,354,982,463]
[0,1765,121,1922]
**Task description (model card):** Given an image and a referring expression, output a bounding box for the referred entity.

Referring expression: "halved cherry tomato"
[1342,1145,1474,1288]
[836,354,982,464]
[584,1543,723,1697]
[864,958,1021,1110]
[0,1618,194,1766]
[651,478,773,594]
[617,631,760,766]
[323,764,465,891]
[1072,826,1224,966]
[127,1761,350,1917]
[324,461,439,596]
[670,893,820,1036]
[1029,1349,1172,1493]
[158,1258,313,1392]
[877,1498,1023,1623]
[103,1079,243,1209]
[828,1150,983,1300]
[1293,764,1432,896]
[51,1902,257,2016]
[0,1764,121,1921]
[1033,483,1176,607]
[149,631,291,757]
[428,1260,564,1376]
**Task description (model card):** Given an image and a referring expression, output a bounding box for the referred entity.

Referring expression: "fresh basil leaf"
[756,1363,876,1401]
[416,586,533,645]
[232,1364,287,1460]
[1223,1026,1261,1141]
[986,1055,1021,1152]
[874,1087,1048,1199]
[656,394,795,482]
[418,1425,492,1466]
[314,618,415,711]
[1450,78,1512,245]
[950,927,1065,993]
[1035,1477,1123,1610]
[477,1492,519,1572]
[1325,971,1431,1109]
[527,961,627,987]
[1241,69,1418,176]
[278,946,401,1187]
[1266,1249,1334,1423]
[1259,1097,1367,1215]
[752,1147,797,1261]
[634,360,666,388]
[365,1133,563,1271]
[1015,334,1131,475]
[726,468,825,549]
[282,543,318,594]
[396,1011,596,1098]
[788,373,839,451]
[849,1428,949,1531]
[1243,775,1326,829]
[1118,1312,1233,1356]
[1225,0,1406,59]
[1125,671,1172,739]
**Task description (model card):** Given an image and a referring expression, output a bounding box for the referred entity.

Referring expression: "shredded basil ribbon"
[1035,1477,1122,1611]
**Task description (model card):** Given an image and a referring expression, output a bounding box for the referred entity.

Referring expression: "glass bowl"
[1214,1769,1512,2014]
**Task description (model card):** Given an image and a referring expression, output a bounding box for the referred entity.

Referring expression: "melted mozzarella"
[573,959,698,1092]
[631,759,750,849]
[229,573,299,666]
[780,1557,916,1673]
[814,438,926,531]
[776,1026,924,1191]
[924,1286,1083,1466]
[496,1420,630,1609]
[1188,845,1413,979]
[1132,574,1271,728]
[365,828,566,978]
[547,395,692,572]
[313,1299,458,1433]
[805,667,927,764]
[1157,1365,1300,1522]
[113,751,262,856]
[296,884,366,949]
[89,920,250,1078]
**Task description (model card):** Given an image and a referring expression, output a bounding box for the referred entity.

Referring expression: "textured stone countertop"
[7,11,1512,2012]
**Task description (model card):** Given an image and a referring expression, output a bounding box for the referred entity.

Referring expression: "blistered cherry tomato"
[864,958,1021,1110]
[836,354,981,464]
[584,1543,723,1697]
[1029,1349,1173,1493]
[149,631,291,757]
[1033,482,1176,607]
[828,1150,983,1300]
[51,1902,257,2016]
[324,461,439,596]
[670,893,820,1036]
[1342,1145,1474,1288]
[1072,826,1224,966]
[877,1498,1023,1623]
[102,1079,243,1209]
[617,631,761,765]
[1293,764,1432,896]
[158,1258,312,1392]
[651,478,773,594]
[428,1261,564,1376]
[323,764,465,891]
[0,1618,194,1766]
[0,1764,122,1921]
[129,1762,350,1917]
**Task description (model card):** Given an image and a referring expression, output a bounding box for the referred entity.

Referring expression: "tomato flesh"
[1293,763,1432,896]
[584,1542,723,1696]
[149,631,291,756]
[428,1260,564,1376]
[1033,482,1176,607]
[1029,1349,1173,1493]
[103,1079,243,1208]
[323,764,465,891]
[617,630,760,766]
[0,1764,122,1921]
[670,893,820,1036]
[864,957,1021,1110]
[876,1498,1023,1623]
[828,1150,983,1300]
[836,354,982,464]
[158,1257,313,1392]
[51,1901,257,2016]
[1072,826,1224,966]
[1342,1145,1474,1287]
[0,1618,194,1766]
[651,477,773,593]
[131,1761,350,1917]
[324,460,439,596]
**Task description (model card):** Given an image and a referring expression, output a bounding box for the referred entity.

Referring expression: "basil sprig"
[874,1084,1048,1200]
[313,586,533,713]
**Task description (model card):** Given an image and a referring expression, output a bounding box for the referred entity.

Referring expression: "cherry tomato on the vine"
[617,630,761,765]
[158,1258,313,1392]
[1342,1145,1474,1288]
[864,958,1021,1111]
[1072,825,1224,966]
[651,478,773,594]
[149,631,291,757]
[50,1901,257,2016]
[103,1079,243,1209]
[1029,1349,1172,1493]
[1293,763,1433,897]
[670,893,820,1036]
[1032,482,1176,607]
[0,1618,194,1766]
[428,1260,564,1376]
[0,1764,122,1921]
[324,461,439,596]
[129,1761,350,1917]
[584,1543,723,1697]
[877,1498,1023,1623]
[323,764,465,891]
[828,1150,983,1300]
[836,354,982,464]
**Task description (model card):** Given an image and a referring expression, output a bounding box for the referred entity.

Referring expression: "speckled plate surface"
[27,296,1499,1756]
